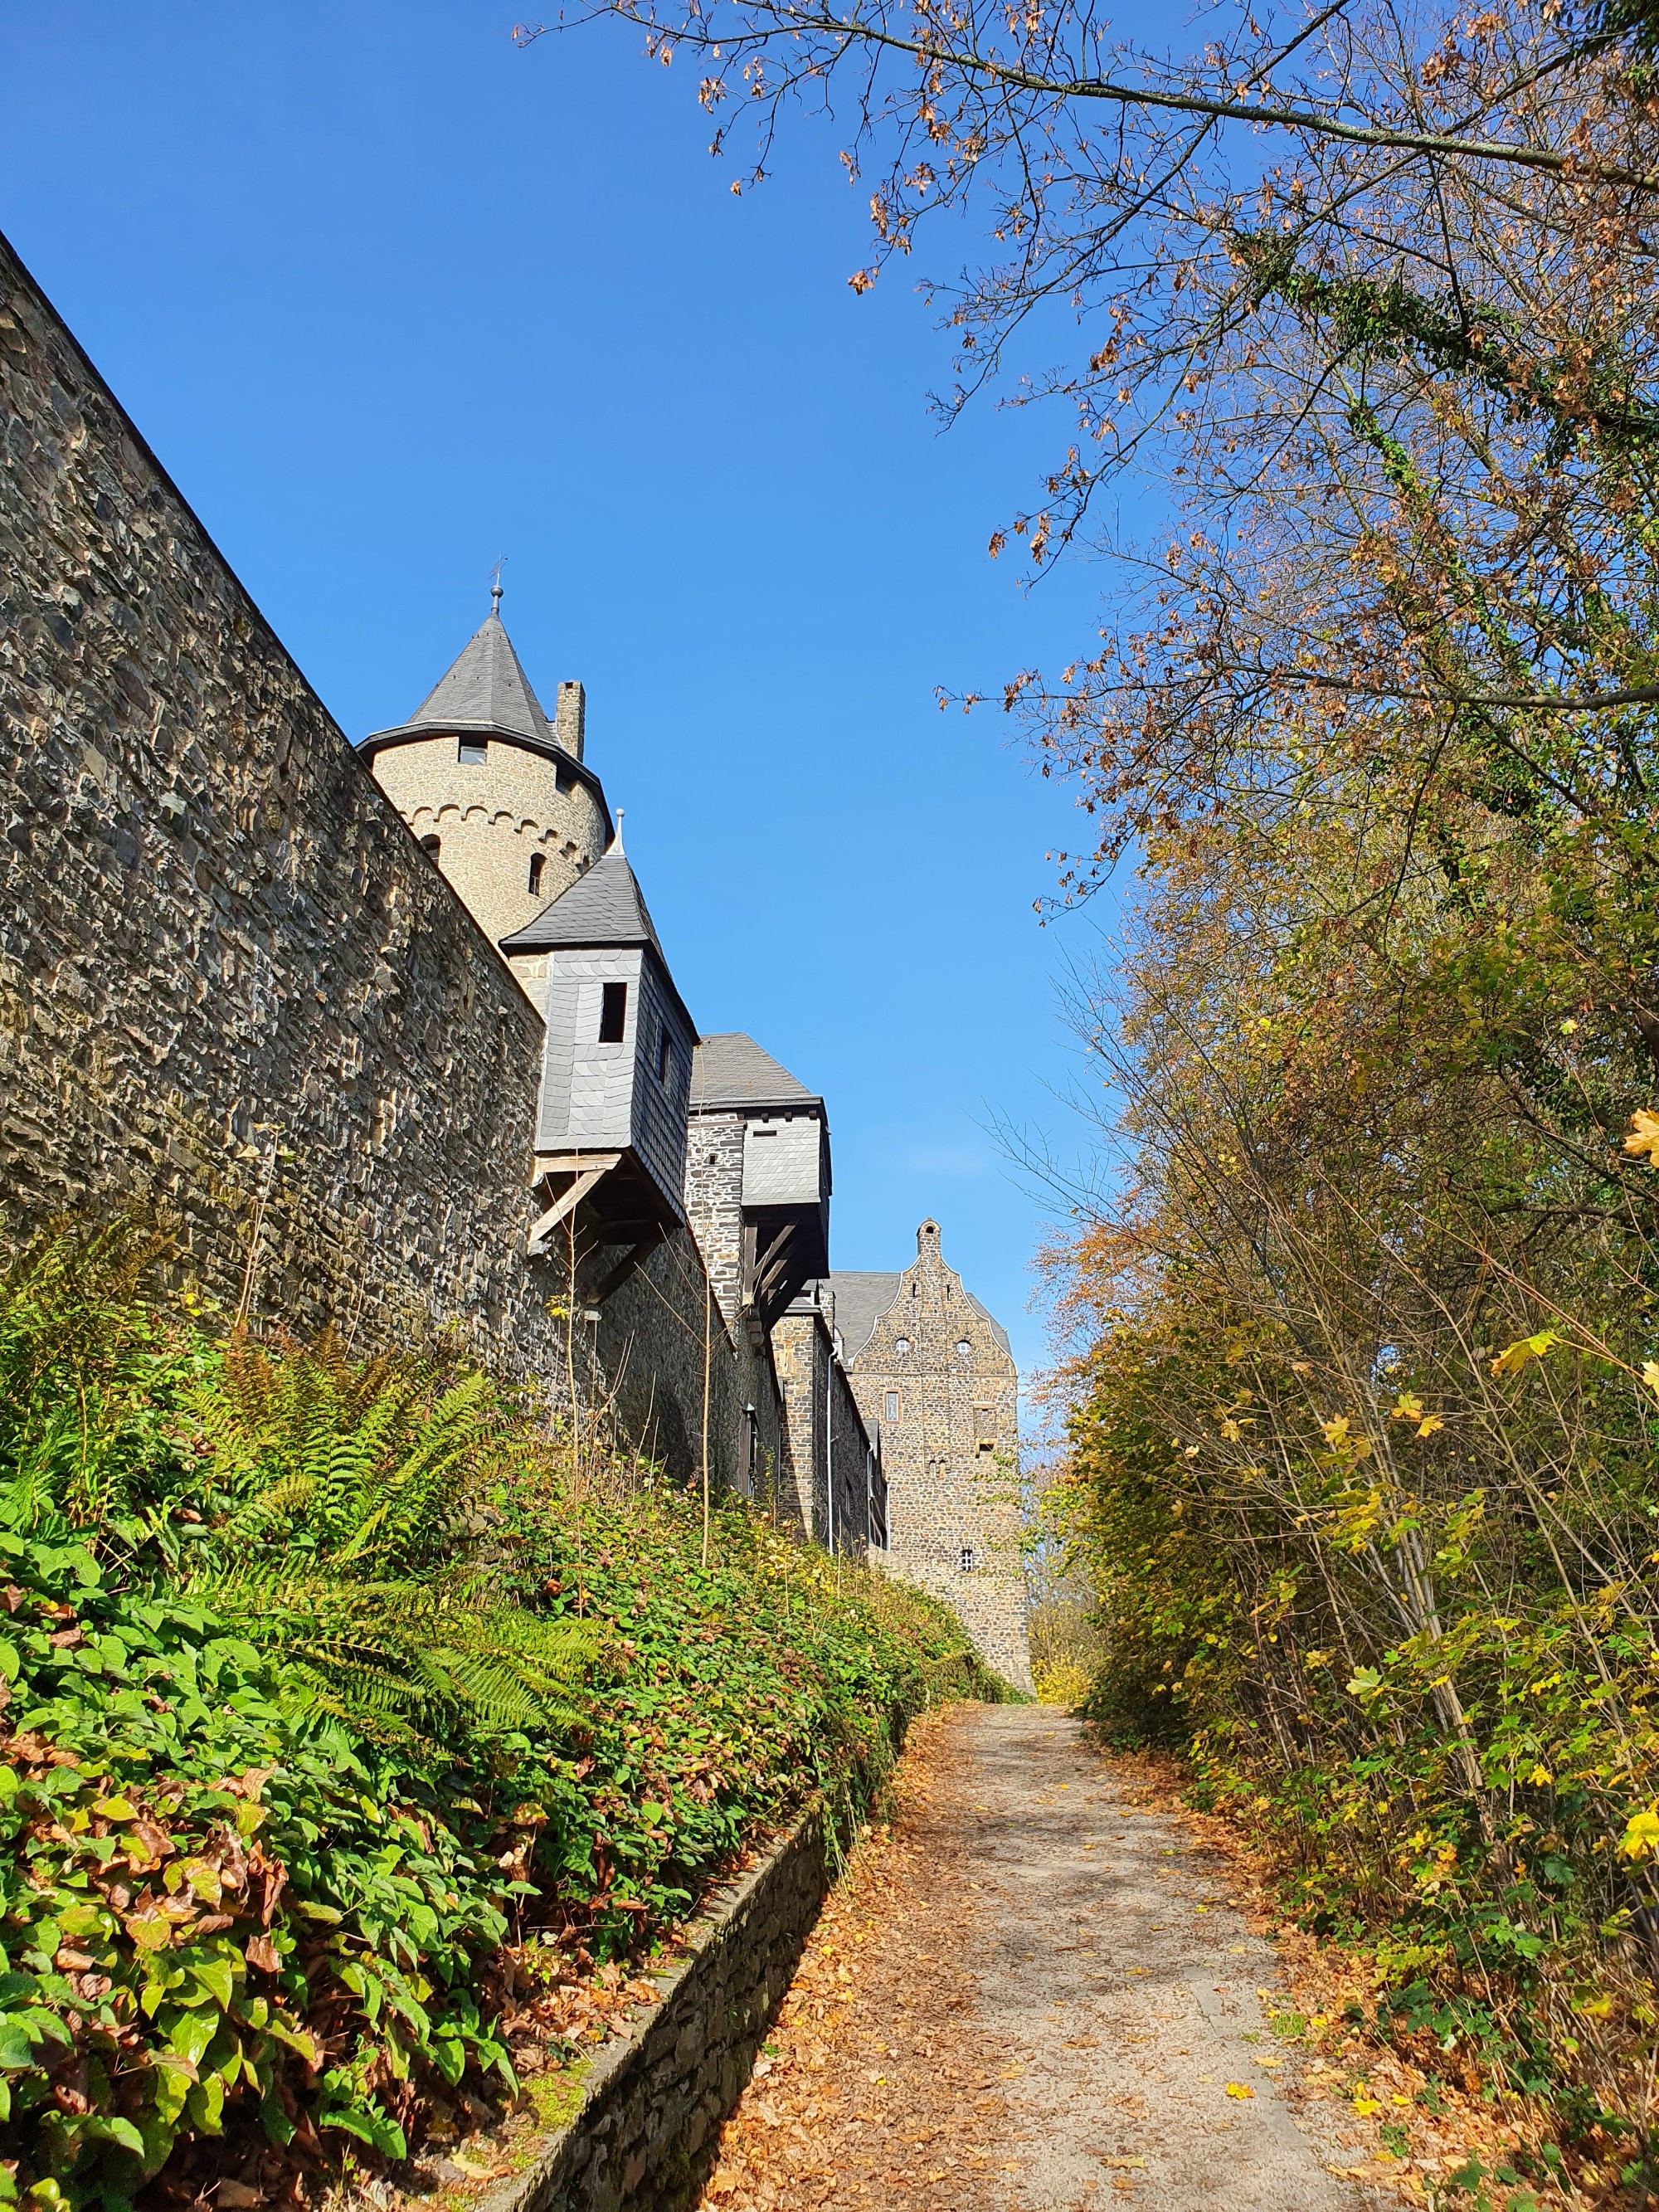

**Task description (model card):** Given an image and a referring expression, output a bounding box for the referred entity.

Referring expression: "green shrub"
[0,1225,997,2207]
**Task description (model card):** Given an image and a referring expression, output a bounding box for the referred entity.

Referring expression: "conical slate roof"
[499,847,665,957]
[365,611,557,747]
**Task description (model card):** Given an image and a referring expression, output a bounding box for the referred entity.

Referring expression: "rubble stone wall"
[0,227,564,1373]
[846,1224,1032,1689]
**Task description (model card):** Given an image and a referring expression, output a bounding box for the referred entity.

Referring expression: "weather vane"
[488,554,507,613]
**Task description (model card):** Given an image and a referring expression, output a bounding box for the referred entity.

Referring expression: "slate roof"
[690,1034,823,1115]
[813,1270,1013,1361]
[363,611,556,748]
[818,1272,901,1362]
[499,848,664,957]
[357,614,611,831]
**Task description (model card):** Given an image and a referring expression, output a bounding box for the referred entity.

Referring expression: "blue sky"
[2,0,1147,1374]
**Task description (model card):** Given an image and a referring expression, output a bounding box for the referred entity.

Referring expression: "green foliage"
[0,1226,995,2206]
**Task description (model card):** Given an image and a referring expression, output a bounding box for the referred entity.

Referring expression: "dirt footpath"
[698,1705,1387,2211]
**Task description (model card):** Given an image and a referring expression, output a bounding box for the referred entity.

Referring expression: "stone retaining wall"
[481,1810,830,2212]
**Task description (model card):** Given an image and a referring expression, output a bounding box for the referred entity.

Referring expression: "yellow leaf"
[1321,1415,1350,1446]
[1626,1108,1659,1159]
[1622,1806,1659,1861]
[1643,1360,1659,1404]
[1353,2096,1383,2116]
[1390,1393,1423,1424]
[1491,1330,1560,1378]
[1417,1415,1444,1437]
[1526,1765,1554,1786]
[1224,2082,1255,2099]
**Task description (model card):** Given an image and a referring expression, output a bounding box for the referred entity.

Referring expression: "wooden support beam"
[526,1153,621,1255]
[586,1223,665,1307]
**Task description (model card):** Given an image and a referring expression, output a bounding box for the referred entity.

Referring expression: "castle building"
[362,600,1029,1683]
[821,1223,1030,1690]
[0,212,1030,1681]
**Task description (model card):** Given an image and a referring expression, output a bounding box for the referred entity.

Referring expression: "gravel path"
[965,1705,1386,2210]
[700,1703,1389,2210]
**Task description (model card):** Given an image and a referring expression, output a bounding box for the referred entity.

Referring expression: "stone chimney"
[554,680,586,761]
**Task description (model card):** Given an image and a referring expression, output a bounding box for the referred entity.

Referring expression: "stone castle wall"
[584,1219,784,1497]
[0,228,567,1371]
[0,227,751,1505]
[0,227,1010,1620]
[684,1110,747,1337]
[771,1305,874,1553]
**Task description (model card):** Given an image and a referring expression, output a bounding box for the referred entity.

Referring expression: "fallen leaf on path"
[1225,2083,1256,2099]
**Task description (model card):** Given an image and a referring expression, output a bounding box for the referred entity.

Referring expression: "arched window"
[527,852,545,895]
[420,834,440,861]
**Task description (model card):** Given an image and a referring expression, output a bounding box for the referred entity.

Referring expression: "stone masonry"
[479,1808,832,2212]
[833,1224,1032,1690]
[0,227,560,1374]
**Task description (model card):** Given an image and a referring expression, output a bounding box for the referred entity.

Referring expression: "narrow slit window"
[527,852,546,896]
[884,1391,899,1423]
[457,738,488,765]
[419,834,441,860]
[655,1025,673,1083]
[959,1546,977,1574]
[599,981,627,1043]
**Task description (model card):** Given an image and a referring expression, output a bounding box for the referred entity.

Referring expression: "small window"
[457,738,488,765]
[527,852,546,896]
[956,1338,971,1357]
[959,1546,977,1574]
[556,763,575,795]
[419,834,441,860]
[884,1391,899,1422]
[599,981,627,1043]
[656,1025,673,1084]
[895,1337,911,1357]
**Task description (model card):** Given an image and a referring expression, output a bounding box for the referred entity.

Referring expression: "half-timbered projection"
[502,845,696,1279]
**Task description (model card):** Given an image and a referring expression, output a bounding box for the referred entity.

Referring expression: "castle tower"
[827,1221,1031,1690]
[358,597,611,1010]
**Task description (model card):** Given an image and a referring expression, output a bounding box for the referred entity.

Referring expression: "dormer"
[502,845,696,1251]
